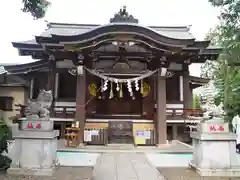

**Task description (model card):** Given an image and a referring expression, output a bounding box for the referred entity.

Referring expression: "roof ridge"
[149,25,191,29]
[47,22,192,30]
[48,22,100,28]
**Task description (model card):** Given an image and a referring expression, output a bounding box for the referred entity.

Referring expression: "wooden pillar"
[172,124,178,140]
[179,76,184,102]
[156,70,167,145]
[47,60,56,91]
[54,73,59,100]
[76,66,86,144]
[47,59,56,114]
[29,78,34,99]
[183,65,193,109]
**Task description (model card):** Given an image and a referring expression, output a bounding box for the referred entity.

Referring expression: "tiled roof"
[42,23,195,40]
[14,23,194,46]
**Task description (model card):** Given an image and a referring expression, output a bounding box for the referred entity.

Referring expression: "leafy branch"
[21,0,51,19]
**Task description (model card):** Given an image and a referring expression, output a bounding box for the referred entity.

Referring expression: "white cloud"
[0,0,220,75]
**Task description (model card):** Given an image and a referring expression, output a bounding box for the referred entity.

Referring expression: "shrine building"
[3,7,221,145]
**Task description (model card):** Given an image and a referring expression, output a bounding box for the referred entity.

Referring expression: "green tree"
[201,0,240,122]
[0,117,12,171]
[22,0,51,19]
[193,94,200,109]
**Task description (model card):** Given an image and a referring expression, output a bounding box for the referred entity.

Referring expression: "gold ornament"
[142,82,150,97]
[88,83,97,97]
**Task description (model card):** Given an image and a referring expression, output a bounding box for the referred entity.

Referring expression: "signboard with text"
[208,124,225,133]
[20,120,53,131]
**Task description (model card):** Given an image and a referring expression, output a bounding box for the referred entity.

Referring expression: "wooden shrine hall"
[4,7,221,146]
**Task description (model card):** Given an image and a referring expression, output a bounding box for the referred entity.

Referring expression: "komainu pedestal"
[189,119,240,177]
[7,90,59,176]
[7,118,59,176]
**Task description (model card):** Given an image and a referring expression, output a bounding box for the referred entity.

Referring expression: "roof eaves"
[12,42,42,49]
[0,66,7,75]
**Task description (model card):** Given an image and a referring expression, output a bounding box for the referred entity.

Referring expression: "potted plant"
[0,116,12,171]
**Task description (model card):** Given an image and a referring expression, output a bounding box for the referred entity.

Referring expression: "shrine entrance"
[108,121,133,144]
[95,81,143,118]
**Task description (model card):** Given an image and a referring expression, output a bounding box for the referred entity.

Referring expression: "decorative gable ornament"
[110,6,139,24]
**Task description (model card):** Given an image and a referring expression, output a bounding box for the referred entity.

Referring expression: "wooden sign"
[85,123,108,129]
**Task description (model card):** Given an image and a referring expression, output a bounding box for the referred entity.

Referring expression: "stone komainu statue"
[199,95,224,121]
[24,90,53,119]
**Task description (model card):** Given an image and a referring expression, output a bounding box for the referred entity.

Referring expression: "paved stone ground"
[158,167,239,180]
[4,153,239,180]
[92,153,165,180]
[0,167,93,180]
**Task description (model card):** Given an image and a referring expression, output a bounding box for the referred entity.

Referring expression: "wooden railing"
[14,104,77,119]
[14,104,203,119]
[166,108,202,117]
[53,106,76,118]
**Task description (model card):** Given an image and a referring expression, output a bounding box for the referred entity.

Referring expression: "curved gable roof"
[44,23,195,47]
[44,22,195,40]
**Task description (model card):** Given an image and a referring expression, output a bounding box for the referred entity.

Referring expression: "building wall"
[0,86,27,121]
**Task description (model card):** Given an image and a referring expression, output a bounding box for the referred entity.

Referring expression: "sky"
[0,0,220,76]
